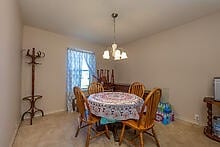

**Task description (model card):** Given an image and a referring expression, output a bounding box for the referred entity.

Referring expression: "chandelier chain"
[113,15,116,44]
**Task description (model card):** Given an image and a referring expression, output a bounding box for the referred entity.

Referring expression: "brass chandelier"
[103,13,128,60]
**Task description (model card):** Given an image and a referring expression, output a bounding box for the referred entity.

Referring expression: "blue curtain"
[83,52,97,82]
[66,48,96,112]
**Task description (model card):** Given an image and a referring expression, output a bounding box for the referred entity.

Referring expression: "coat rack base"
[21,95,44,125]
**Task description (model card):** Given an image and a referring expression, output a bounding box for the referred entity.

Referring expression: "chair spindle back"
[128,82,145,98]
[138,88,161,128]
[88,82,104,95]
[74,87,91,120]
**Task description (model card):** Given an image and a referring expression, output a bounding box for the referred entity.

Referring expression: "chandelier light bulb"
[103,50,110,59]
[121,52,128,59]
[112,43,117,57]
[112,43,117,50]
[114,49,121,60]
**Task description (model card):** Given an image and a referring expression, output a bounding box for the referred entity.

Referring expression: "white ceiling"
[20,0,220,45]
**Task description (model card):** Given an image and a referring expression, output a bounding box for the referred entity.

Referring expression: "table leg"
[95,122,121,142]
[108,122,122,142]
[112,124,119,142]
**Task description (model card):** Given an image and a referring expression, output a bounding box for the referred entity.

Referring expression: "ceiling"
[19,0,220,46]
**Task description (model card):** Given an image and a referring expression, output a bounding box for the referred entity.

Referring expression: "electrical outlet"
[194,114,199,122]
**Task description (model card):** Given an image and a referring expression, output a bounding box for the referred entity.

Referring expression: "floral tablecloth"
[88,92,144,120]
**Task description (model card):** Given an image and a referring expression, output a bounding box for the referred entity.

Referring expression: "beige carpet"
[13,111,219,147]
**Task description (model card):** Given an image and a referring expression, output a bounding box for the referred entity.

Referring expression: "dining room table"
[88,92,144,142]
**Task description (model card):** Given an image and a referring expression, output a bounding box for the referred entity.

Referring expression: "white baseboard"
[45,109,66,115]
[9,121,21,147]
[175,116,206,126]
[22,109,66,119]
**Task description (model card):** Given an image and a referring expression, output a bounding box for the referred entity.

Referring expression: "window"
[66,48,96,111]
[81,57,90,89]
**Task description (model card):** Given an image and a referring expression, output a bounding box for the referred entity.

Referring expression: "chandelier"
[103,13,128,60]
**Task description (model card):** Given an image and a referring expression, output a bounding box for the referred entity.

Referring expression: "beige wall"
[0,0,23,146]
[115,12,220,124]
[21,26,114,115]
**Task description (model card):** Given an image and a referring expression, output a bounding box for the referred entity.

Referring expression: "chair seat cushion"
[100,117,118,124]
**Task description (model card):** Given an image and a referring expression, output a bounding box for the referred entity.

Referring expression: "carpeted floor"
[13,111,220,147]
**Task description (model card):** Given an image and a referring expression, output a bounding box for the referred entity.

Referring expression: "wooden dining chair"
[73,87,110,147]
[119,88,162,147]
[128,82,145,98]
[88,82,104,95]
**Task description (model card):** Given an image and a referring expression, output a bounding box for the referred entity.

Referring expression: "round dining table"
[88,92,144,142]
[88,92,144,120]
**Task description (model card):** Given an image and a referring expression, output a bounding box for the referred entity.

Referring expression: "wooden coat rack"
[21,48,45,125]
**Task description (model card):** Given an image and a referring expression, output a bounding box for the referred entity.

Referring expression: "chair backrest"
[128,82,145,98]
[73,87,91,120]
[138,88,162,129]
[88,82,104,95]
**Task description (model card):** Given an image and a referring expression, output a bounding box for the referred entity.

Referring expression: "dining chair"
[128,82,145,98]
[88,82,104,95]
[73,87,110,147]
[119,88,162,147]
